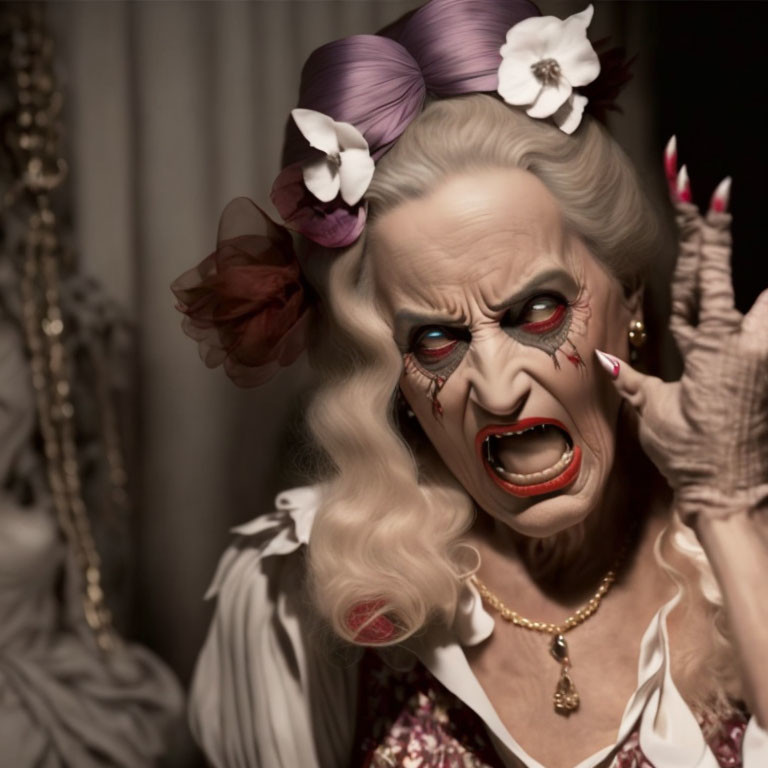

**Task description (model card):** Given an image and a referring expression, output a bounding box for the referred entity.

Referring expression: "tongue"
[495,427,567,475]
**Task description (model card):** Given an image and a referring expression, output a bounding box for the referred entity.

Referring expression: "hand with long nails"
[596,137,768,525]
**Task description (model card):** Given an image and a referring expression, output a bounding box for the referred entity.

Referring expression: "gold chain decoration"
[3,4,116,651]
[472,556,623,716]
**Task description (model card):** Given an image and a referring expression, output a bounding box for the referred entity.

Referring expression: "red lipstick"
[475,417,581,498]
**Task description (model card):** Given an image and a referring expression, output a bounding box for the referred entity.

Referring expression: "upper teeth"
[483,424,574,486]
[490,423,551,439]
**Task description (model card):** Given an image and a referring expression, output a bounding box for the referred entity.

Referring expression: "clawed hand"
[596,137,768,525]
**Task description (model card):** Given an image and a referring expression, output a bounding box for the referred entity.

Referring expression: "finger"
[742,286,768,338]
[665,143,703,355]
[596,351,685,481]
[698,177,741,332]
[669,192,702,355]
[594,349,663,415]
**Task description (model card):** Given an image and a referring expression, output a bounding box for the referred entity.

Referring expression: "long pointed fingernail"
[676,164,691,203]
[664,135,677,187]
[595,349,620,380]
[710,176,731,213]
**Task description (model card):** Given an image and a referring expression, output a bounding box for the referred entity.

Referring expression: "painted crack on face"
[403,352,448,418]
[547,284,591,371]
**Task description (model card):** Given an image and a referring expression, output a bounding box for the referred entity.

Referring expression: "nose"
[466,331,531,418]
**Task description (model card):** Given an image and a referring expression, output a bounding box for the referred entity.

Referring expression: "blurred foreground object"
[0,3,182,765]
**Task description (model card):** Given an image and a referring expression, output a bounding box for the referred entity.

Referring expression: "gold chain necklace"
[471,561,621,717]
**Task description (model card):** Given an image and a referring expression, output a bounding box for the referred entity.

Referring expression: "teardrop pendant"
[550,634,579,715]
[472,538,632,719]
[553,665,580,715]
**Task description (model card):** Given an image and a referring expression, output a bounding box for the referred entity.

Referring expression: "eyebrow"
[392,268,578,346]
[486,268,578,312]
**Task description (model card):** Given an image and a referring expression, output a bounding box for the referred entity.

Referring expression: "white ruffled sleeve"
[189,487,358,768]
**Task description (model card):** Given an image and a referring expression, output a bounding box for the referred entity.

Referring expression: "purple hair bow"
[271,0,541,248]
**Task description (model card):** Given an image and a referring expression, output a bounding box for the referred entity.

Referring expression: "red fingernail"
[710,176,731,213]
[595,349,620,380]
[676,165,691,203]
[664,135,677,190]
[346,600,397,644]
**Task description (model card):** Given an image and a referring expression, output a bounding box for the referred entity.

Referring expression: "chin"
[477,456,606,539]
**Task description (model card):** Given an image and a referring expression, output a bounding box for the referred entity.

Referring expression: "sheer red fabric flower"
[171,198,311,387]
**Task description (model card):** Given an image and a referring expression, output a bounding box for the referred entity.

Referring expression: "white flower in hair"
[497,4,600,134]
[291,108,375,206]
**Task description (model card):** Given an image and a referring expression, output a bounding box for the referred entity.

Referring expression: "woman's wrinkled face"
[369,168,637,537]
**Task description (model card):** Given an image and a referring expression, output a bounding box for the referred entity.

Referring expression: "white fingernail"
[710,176,732,213]
[676,165,690,200]
[595,349,620,380]
[665,135,677,162]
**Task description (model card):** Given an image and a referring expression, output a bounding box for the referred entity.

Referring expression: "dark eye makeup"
[516,295,567,334]
[410,325,470,375]
[407,292,571,379]
[412,326,461,358]
[504,293,572,357]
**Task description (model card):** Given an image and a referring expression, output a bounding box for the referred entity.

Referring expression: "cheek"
[399,371,428,416]
[400,368,460,441]
[586,280,632,358]
[399,371,479,485]
[559,295,627,462]
[575,345,625,464]
[580,395,620,466]
[402,354,448,420]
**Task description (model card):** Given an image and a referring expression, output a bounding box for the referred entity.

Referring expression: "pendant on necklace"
[550,633,580,715]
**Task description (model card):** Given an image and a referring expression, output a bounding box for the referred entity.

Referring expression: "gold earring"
[628,319,646,349]
[628,319,646,362]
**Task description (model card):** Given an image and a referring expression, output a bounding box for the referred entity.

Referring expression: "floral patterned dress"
[354,651,748,768]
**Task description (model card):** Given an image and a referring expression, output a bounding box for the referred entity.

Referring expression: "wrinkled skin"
[369,168,640,538]
[608,201,768,524]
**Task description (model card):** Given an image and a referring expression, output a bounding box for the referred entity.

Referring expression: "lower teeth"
[491,446,573,486]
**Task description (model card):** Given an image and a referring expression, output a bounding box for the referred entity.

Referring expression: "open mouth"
[475,418,582,498]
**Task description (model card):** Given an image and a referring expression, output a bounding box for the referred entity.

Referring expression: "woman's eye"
[412,327,459,362]
[517,295,567,334]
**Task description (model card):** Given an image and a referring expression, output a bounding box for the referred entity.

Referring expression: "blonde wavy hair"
[301,94,738,715]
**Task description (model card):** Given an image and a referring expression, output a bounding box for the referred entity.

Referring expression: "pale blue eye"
[409,324,470,378]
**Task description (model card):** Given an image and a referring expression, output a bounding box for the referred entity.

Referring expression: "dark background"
[654,1,768,313]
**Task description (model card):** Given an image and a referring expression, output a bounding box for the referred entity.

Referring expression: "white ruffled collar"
[453,577,496,646]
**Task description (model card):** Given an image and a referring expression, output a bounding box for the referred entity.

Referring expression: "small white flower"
[497,4,600,134]
[291,108,375,206]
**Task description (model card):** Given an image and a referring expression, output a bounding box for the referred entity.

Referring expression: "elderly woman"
[174,1,768,766]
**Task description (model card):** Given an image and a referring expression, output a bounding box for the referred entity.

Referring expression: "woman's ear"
[623,283,645,322]
[622,283,648,362]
